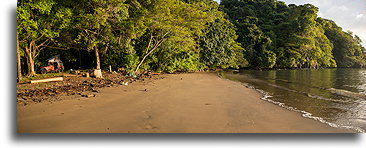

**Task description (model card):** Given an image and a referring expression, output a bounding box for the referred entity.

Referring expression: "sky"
[214,0,366,47]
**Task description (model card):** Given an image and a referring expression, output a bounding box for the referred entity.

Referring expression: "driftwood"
[30,77,63,83]
[63,74,78,77]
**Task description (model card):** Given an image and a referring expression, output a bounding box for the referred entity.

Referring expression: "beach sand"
[17,72,352,133]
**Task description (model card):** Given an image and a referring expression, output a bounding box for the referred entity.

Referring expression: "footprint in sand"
[144,124,158,130]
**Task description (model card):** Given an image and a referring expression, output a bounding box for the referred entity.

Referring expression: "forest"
[17,0,366,79]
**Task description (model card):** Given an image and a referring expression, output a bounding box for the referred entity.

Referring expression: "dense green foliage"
[317,18,366,67]
[17,0,366,76]
[199,7,246,69]
[220,0,365,69]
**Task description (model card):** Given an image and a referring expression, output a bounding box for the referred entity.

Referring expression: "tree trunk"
[102,44,109,61]
[16,32,22,82]
[26,51,36,76]
[93,46,102,78]
[94,46,101,70]
[25,46,36,76]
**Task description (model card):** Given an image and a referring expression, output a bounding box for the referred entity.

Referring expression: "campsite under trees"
[17,0,366,79]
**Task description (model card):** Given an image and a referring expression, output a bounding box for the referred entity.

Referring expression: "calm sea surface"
[221,68,366,132]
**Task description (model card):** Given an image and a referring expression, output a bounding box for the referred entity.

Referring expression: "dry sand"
[17,72,352,133]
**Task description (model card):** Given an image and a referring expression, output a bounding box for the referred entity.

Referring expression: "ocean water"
[221,68,366,132]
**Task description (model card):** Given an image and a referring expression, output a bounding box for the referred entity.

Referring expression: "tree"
[200,16,245,69]
[17,0,72,76]
[221,1,338,69]
[198,1,246,69]
[220,0,279,69]
[73,0,129,77]
[17,28,22,81]
[133,0,215,73]
[318,18,366,67]
[282,4,328,68]
[231,16,275,68]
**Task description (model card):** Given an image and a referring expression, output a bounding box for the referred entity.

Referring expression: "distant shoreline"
[17,72,352,133]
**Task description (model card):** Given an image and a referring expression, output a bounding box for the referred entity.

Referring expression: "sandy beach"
[17,72,351,133]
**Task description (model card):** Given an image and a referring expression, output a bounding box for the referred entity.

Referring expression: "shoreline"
[219,72,363,133]
[17,72,352,133]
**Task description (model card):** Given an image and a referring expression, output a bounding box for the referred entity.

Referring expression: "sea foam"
[253,87,365,133]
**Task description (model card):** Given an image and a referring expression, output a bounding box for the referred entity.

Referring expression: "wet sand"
[17,72,352,133]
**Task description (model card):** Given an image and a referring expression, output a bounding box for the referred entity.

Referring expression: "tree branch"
[134,33,169,74]
[146,33,153,54]
[35,39,50,49]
